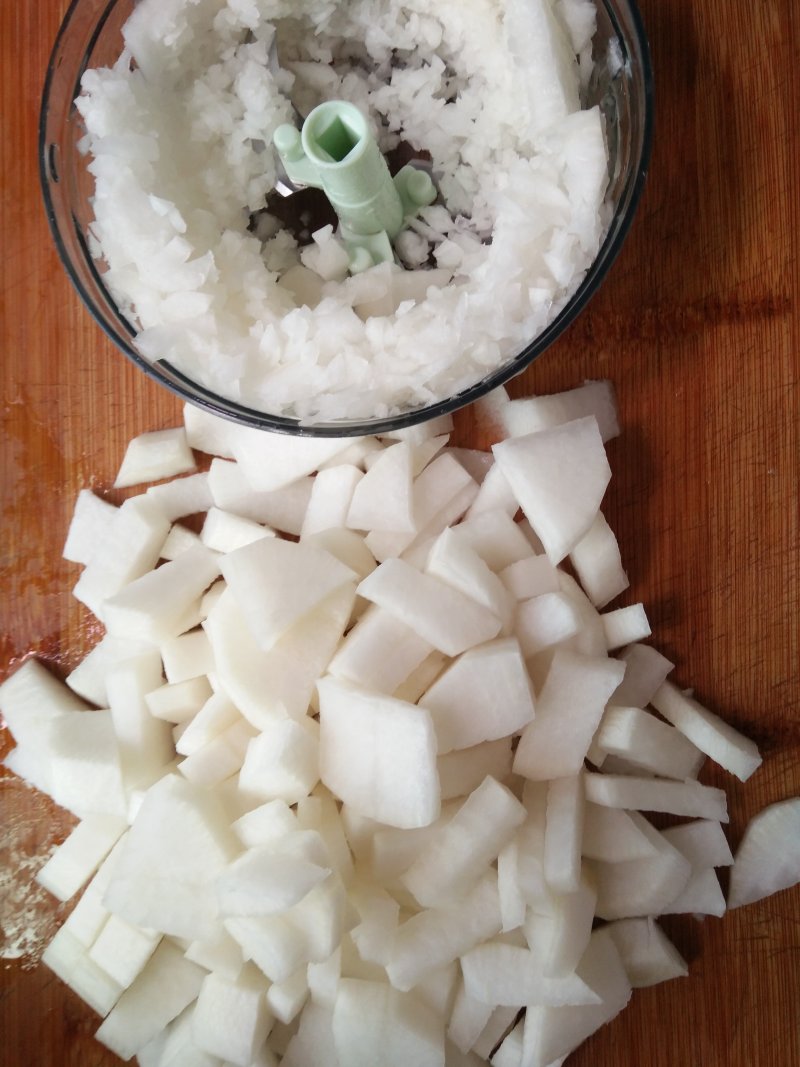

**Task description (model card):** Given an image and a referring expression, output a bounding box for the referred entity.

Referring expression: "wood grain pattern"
[1,1,798,1065]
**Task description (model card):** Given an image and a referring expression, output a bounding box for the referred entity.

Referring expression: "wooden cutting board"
[1,1,798,1065]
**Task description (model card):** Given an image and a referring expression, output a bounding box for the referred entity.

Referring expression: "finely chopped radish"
[1,380,795,1066]
[76,0,611,423]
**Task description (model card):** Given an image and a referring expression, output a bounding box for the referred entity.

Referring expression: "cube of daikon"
[661,819,734,869]
[104,774,239,941]
[460,941,598,1007]
[587,813,692,920]
[232,800,299,849]
[48,710,128,817]
[239,719,320,805]
[581,804,658,863]
[42,926,123,1017]
[220,537,356,651]
[386,873,502,991]
[102,545,221,642]
[208,459,312,534]
[650,681,763,782]
[514,591,583,656]
[600,603,651,650]
[569,511,629,608]
[500,554,561,601]
[201,506,275,553]
[301,464,364,539]
[228,427,357,492]
[88,914,162,989]
[73,496,170,618]
[421,637,534,753]
[438,739,514,800]
[63,489,117,565]
[596,706,705,780]
[266,967,310,1024]
[114,427,196,488]
[346,441,415,533]
[357,558,501,656]
[605,917,688,988]
[513,651,625,781]
[145,676,213,724]
[611,642,674,708]
[584,772,729,822]
[193,968,273,1067]
[500,380,619,443]
[332,978,445,1067]
[146,471,214,521]
[524,874,596,978]
[402,776,526,906]
[492,417,611,564]
[327,605,433,694]
[521,928,631,1067]
[455,508,534,571]
[205,584,355,729]
[95,940,207,1060]
[36,813,126,902]
[544,774,585,894]
[425,527,515,629]
[661,867,726,917]
[317,677,440,829]
[216,839,330,917]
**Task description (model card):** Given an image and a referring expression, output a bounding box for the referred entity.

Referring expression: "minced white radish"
[75,0,610,423]
[2,379,791,1067]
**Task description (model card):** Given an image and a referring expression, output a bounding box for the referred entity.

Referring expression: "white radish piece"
[523,873,596,978]
[492,417,611,564]
[208,458,313,534]
[332,979,445,1067]
[113,427,196,488]
[604,918,688,988]
[317,677,440,829]
[41,926,124,1017]
[425,527,515,630]
[513,650,625,780]
[421,637,534,753]
[88,914,162,990]
[300,464,364,538]
[201,506,275,552]
[727,798,800,908]
[661,819,734,870]
[459,941,599,1007]
[220,537,355,651]
[327,605,433,695]
[500,380,619,443]
[544,774,585,894]
[584,772,729,822]
[569,511,629,608]
[63,489,117,565]
[192,968,274,1067]
[595,706,705,781]
[216,840,330,917]
[36,814,126,903]
[239,719,320,806]
[227,425,359,492]
[357,558,501,656]
[601,603,651,650]
[346,441,415,532]
[611,642,674,708]
[402,776,526,906]
[514,591,583,656]
[438,739,514,800]
[650,681,763,782]
[581,804,658,863]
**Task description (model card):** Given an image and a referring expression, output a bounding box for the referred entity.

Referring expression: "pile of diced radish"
[2,380,798,1067]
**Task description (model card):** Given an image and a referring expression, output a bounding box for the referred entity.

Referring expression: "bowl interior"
[40,0,653,437]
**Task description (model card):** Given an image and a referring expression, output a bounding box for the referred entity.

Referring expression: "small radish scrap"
[0,378,794,1067]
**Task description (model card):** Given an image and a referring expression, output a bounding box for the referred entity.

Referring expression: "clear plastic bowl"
[40,0,654,437]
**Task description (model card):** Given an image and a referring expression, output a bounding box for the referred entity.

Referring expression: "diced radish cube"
[456,509,535,571]
[184,926,244,982]
[661,819,734,869]
[239,719,320,805]
[587,813,692,920]
[500,555,561,601]
[104,774,239,941]
[36,814,126,902]
[500,381,619,443]
[605,917,688,988]
[113,427,196,488]
[144,674,213,725]
[161,629,215,683]
[650,681,763,782]
[73,496,170,618]
[524,873,596,977]
[220,537,355,651]
[42,926,123,1017]
[521,928,631,1067]
[492,417,611,565]
[317,677,440,829]
[63,489,117,565]
[402,776,526,906]
[601,603,651,650]
[266,967,310,1025]
[514,591,583,656]
[584,772,729,822]
[146,471,214,521]
[357,559,501,656]
[328,605,433,694]
[193,968,273,1067]
[611,642,674,708]
[228,426,359,492]
[727,798,800,908]
[569,511,629,608]
[346,441,415,533]
[205,585,355,729]
[421,637,534,753]
[514,651,624,780]
[281,1003,340,1067]
[102,544,220,641]
[301,465,364,539]
[48,710,128,817]
[216,839,330,917]
[596,706,705,781]
[459,941,599,1007]
[208,459,313,534]
[201,507,275,553]
[438,739,513,800]
[95,940,206,1060]
[447,979,493,1054]
[661,867,726,917]
[386,873,502,991]
[581,804,658,863]
[88,914,161,989]
[544,774,585,894]
[332,978,445,1067]
[183,403,236,458]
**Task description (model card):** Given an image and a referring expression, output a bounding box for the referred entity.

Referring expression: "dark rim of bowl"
[39,0,654,438]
